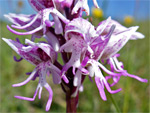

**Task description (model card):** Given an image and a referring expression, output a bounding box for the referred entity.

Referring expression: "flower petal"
[4,13,33,26]
[130,32,145,40]
[92,0,99,8]
[7,25,43,35]
[11,13,40,29]
[95,77,107,101]
[2,38,20,53]
[28,0,51,11]
[25,39,56,63]
[65,17,97,41]
[101,26,139,59]
[91,24,115,60]
[51,13,63,34]
[73,70,82,86]
[101,19,144,40]
[60,37,85,76]
[44,83,53,111]
[96,17,111,35]
[72,0,89,15]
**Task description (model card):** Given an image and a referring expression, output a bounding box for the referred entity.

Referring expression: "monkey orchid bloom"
[2,38,68,111]
[28,0,73,34]
[59,17,122,99]
[87,26,147,98]
[6,8,70,35]
[60,17,98,76]
[100,26,148,84]
[67,19,148,100]
[5,13,61,51]
[88,26,147,99]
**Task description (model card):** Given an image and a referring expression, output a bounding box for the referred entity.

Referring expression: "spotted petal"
[2,38,56,65]
[65,17,98,42]
[101,26,139,59]
[100,19,144,40]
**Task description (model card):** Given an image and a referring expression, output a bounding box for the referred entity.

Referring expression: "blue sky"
[0,0,149,22]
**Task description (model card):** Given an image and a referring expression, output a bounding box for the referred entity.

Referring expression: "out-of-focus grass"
[0,20,149,113]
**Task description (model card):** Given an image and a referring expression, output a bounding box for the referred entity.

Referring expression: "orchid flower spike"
[2,38,69,111]
[2,0,148,111]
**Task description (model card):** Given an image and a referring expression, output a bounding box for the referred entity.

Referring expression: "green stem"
[108,92,121,113]
[123,78,131,113]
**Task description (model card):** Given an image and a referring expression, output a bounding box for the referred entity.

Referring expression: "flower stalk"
[66,89,78,113]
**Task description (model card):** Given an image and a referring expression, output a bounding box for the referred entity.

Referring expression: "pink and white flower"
[2,38,68,111]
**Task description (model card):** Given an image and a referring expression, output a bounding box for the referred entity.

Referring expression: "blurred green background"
[0,0,150,113]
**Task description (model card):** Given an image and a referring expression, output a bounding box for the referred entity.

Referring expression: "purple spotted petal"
[61,0,73,8]
[3,38,41,65]
[91,25,115,60]
[100,19,144,40]
[2,38,23,54]
[28,0,72,12]
[65,17,97,42]
[28,0,53,11]
[3,38,56,65]
[60,37,85,76]
[25,39,56,63]
[101,26,139,59]
[96,17,111,35]
[4,13,35,27]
